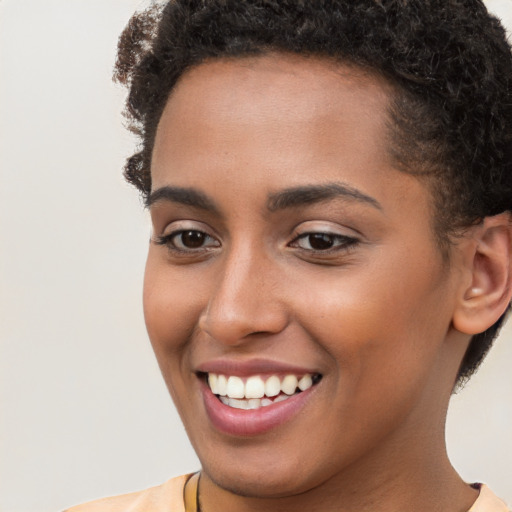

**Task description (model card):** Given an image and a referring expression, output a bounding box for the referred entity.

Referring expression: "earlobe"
[453,213,512,335]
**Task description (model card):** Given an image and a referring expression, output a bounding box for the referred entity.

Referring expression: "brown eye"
[292,232,358,252]
[179,230,207,248]
[171,229,221,250]
[155,229,220,252]
[307,233,335,250]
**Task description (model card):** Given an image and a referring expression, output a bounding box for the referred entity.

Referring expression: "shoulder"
[468,484,510,512]
[63,473,193,512]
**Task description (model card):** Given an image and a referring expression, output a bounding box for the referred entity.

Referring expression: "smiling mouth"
[199,372,322,410]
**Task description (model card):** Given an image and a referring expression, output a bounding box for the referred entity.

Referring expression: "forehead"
[153,53,398,188]
[168,53,393,116]
[151,52,440,253]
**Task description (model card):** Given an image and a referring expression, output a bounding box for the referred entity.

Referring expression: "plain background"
[1,1,511,511]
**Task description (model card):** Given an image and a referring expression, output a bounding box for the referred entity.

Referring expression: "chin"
[197,441,330,500]
[203,464,311,499]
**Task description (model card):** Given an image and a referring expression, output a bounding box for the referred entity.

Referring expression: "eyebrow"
[145,186,220,213]
[267,183,382,211]
[146,182,381,214]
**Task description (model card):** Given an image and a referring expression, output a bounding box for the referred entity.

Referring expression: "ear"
[452,213,512,335]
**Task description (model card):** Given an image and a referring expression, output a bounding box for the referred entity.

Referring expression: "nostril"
[197,266,289,345]
[198,308,289,346]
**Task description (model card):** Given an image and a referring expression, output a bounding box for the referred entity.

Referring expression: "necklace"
[184,472,201,512]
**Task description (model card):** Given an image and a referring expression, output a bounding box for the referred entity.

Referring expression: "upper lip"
[195,358,320,377]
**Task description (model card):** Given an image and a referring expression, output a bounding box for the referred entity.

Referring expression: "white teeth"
[281,375,298,395]
[226,376,245,398]
[207,372,317,405]
[218,392,300,409]
[219,396,273,409]
[228,398,248,410]
[247,398,261,409]
[208,373,218,394]
[264,375,281,397]
[245,376,265,399]
[217,375,227,396]
[298,374,313,391]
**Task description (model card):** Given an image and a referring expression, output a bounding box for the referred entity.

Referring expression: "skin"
[145,54,482,512]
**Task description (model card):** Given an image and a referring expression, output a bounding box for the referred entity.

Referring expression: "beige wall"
[1,1,511,510]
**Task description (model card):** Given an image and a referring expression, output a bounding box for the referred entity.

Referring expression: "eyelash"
[154,230,220,253]
[289,232,359,254]
[154,229,358,256]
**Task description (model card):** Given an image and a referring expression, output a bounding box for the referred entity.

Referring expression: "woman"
[67,1,512,510]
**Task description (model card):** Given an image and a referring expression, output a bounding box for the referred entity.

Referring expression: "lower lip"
[201,381,316,436]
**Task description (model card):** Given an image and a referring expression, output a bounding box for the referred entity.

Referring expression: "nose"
[198,246,289,346]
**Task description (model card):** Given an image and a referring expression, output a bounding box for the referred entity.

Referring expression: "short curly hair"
[114,0,512,386]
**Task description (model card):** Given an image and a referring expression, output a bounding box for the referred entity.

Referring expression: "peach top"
[64,473,510,512]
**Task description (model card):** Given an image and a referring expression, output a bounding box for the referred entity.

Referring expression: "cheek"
[287,258,454,454]
[142,253,212,423]
[143,252,206,365]
[295,250,454,394]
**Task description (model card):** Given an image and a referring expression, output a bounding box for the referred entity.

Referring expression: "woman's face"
[145,54,467,497]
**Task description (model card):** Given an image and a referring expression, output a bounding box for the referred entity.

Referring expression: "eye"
[154,229,220,252]
[291,232,358,252]
[172,230,215,250]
